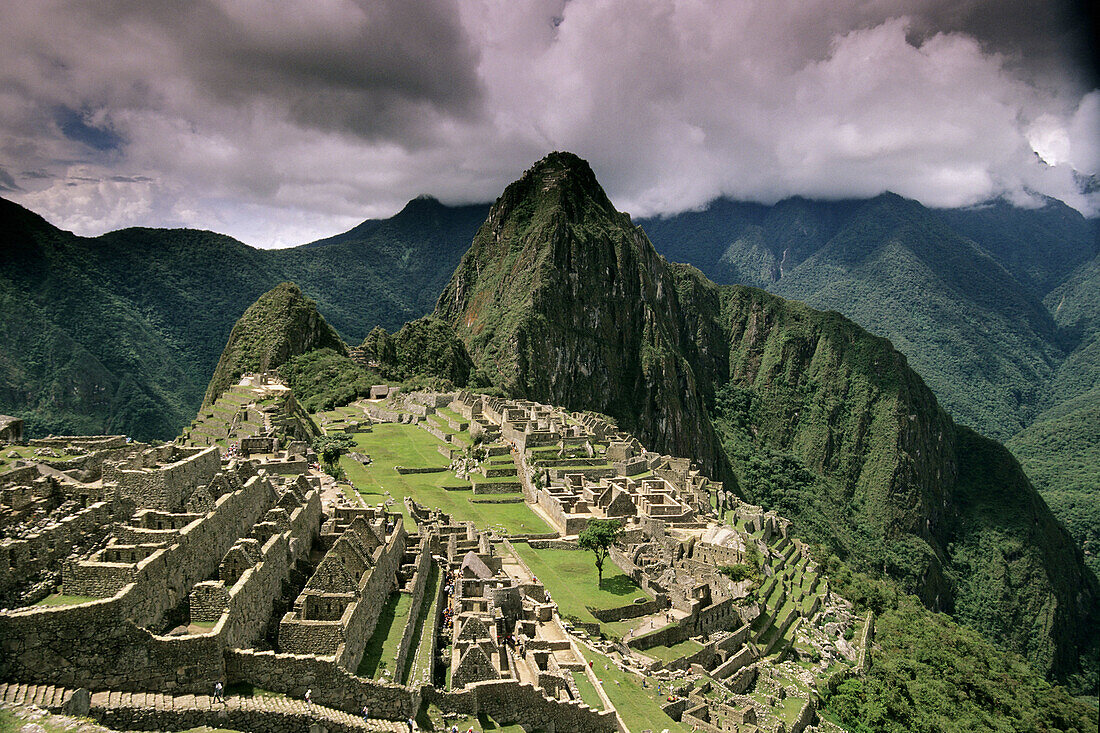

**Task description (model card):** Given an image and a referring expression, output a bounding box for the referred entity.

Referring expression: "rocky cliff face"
[203,282,346,406]
[435,152,1098,689]
[436,152,727,477]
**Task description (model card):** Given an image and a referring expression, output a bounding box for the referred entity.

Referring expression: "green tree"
[313,434,355,477]
[577,519,624,587]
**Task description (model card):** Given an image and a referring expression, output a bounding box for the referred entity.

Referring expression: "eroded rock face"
[435,152,1098,688]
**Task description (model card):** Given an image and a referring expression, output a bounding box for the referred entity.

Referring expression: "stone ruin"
[1,382,865,733]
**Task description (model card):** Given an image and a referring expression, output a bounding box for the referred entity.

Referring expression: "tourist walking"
[406,716,416,732]
[305,688,312,705]
[212,680,224,704]
[362,705,370,722]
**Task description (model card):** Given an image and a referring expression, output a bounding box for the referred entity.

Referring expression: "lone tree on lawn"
[313,434,355,478]
[577,518,624,587]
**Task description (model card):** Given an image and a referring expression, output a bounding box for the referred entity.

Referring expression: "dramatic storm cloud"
[1,0,1097,246]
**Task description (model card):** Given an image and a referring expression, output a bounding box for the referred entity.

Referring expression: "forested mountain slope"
[436,152,1098,691]
[0,196,483,440]
[640,195,1100,576]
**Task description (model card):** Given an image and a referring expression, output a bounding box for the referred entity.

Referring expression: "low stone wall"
[418,422,450,443]
[394,465,447,475]
[535,489,590,535]
[481,465,517,478]
[588,597,665,622]
[226,649,416,720]
[712,646,754,679]
[92,698,366,733]
[787,697,815,733]
[424,680,616,733]
[727,663,757,694]
[547,466,615,482]
[471,480,521,494]
[0,501,113,598]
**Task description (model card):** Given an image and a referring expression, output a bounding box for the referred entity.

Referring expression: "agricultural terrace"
[337,422,551,536]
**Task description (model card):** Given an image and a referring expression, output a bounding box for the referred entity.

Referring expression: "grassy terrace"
[570,670,604,709]
[641,636,704,663]
[512,544,650,638]
[357,591,413,681]
[338,423,551,535]
[584,647,692,733]
[33,593,99,606]
[1,446,86,463]
[404,564,441,686]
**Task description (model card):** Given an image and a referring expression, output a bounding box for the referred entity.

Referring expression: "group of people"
[441,568,461,635]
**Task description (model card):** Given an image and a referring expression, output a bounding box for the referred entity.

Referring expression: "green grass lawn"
[3,446,85,463]
[357,591,414,681]
[640,636,704,663]
[339,423,551,535]
[512,545,649,633]
[570,670,605,709]
[583,648,692,733]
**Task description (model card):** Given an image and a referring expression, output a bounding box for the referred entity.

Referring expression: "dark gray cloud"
[0,167,18,192]
[907,0,1099,89]
[0,0,1096,246]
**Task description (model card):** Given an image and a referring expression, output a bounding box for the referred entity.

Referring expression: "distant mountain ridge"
[639,193,1100,575]
[0,194,486,440]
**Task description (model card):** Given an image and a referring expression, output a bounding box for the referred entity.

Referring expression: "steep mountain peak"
[396,193,445,217]
[487,151,620,231]
[436,152,727,477]
[202,281,345,407]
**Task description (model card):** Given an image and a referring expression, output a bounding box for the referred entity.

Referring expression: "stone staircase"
[0,682,406,732]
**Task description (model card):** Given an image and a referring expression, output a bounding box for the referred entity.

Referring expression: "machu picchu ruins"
[1,374,871,733]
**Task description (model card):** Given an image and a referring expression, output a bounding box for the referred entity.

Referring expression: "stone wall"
[65,473,274,609]
[587,597,666,622]
[0,501,112,598]
[425,680,617,733]
[535,489,590,536]
[1,474,276,688]
[337,523,406,673]
[393,540,433,684]
[105,446,220,512]
[226,649,416,720]
[471,480,522,494]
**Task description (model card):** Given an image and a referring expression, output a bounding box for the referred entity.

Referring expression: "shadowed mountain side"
[434,152,1098,690]
[0,195,486,441]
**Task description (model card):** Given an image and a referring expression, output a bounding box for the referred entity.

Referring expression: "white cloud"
[0,0,1096,246]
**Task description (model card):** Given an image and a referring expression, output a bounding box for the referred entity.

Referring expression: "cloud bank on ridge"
[0,0,1097,246]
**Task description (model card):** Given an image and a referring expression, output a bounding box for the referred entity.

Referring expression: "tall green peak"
[202,281,345,407]
[436,152,727,478]
[434,155,1098,690]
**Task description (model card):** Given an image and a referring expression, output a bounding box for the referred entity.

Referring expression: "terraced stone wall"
[226,648,417,720]
[424,680,617,733]
[0,474,277,689]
